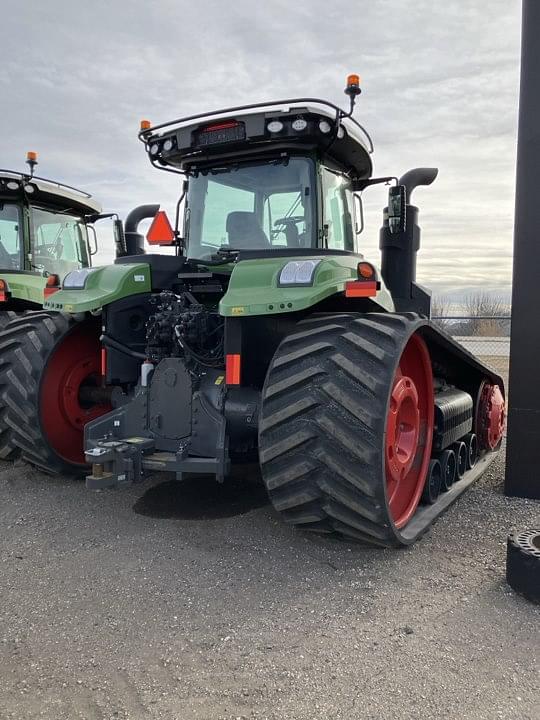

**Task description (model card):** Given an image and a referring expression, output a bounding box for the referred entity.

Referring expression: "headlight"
[318,120,332,134]
[279,259,321,286]
[63,268,95,289]
[162,138,174,152]
[292,118,308,131]
[149,143,160,155]
[267,120,284,133]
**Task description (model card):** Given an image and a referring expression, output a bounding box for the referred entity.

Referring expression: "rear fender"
[43,263,152,314]
[219,255,394,317]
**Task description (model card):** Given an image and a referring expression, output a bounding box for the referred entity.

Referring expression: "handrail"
[138,97,374,154]
[0,168,93,199]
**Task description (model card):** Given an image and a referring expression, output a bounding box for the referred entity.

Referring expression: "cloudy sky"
[0,1,521,294]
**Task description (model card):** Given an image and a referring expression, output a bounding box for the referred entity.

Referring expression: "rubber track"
[259,312,425,547]
[0,311,78,473]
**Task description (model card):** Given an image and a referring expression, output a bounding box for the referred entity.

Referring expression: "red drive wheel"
[476,381,506,451]
[40,322,110,466]
[385,333,434,529]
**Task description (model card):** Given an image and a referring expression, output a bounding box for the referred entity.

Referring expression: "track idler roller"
[453,441,468,480]
[436,449,457,492]
[259,312,435,547]
[464,432,478,470]
[421,459,442,504]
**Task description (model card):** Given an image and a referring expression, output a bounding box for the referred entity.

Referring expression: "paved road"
[1,446,539,720]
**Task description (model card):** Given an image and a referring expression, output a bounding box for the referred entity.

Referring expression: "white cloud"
[0,0,520,290]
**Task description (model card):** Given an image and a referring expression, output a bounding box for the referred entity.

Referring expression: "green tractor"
[0,152,106,318]
[0,152,150,459]
[3,77,505,546]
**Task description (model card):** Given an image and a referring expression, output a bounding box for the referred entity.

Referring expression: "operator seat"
[226,211,270,249]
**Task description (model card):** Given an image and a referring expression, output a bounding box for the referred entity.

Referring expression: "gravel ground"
[1,443,539,720]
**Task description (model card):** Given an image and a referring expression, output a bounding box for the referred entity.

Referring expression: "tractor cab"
[139,76,374,263]
[0,153,103,309]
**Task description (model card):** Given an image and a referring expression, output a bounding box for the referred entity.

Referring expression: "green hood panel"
[219,256,393,317]
[0,273,49,306]
[43,264,151,313]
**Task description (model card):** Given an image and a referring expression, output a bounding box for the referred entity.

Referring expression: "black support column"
[504,0,540,499]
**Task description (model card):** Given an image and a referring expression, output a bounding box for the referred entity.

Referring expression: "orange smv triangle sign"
[146,210,175,245]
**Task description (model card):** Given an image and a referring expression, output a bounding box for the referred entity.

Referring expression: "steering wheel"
[274,215,304,227]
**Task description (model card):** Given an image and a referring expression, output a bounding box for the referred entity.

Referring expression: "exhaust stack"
[124,204,160,256]
[379,168,438,316]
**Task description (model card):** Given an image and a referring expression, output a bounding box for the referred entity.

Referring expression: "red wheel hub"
[385,334,434,529]
[477,382,505,450]
[40,323,111,465]
[386,377,420,485]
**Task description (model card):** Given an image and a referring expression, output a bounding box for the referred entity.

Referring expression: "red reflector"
[101,348,107,377]
[202,121,239,132]
[44,274,60,298]
[146,210,175,245]
[0,292,6,303]
[225,354,241,385]
[345,280,378,298]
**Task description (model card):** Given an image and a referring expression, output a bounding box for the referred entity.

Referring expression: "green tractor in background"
[0,152,150,458]
[2,76,506,546]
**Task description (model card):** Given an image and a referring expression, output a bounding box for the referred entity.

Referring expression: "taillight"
[44,274,60,298]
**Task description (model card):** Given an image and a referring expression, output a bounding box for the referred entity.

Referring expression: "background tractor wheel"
[0,312,110,475]
[259,313,434,547]
[0,310,31,459]
[506,529,540,603]
[0,310,24,330]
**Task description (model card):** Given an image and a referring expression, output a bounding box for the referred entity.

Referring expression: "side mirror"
[113,219,126,256]
[388,185,406,234]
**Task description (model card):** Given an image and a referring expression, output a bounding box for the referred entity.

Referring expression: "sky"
[0,0,521,295]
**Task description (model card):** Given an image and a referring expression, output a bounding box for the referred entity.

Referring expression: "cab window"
[31,207,89,276]
[200,182,255,248]
[185,157,316,260]
[321,167,355,251]
[0,203,22,269]
[262,191,308,248]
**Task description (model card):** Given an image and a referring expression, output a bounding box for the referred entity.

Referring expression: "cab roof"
[0,169,102,215]
[140,98,374,180]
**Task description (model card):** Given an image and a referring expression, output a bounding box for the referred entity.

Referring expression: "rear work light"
[63,268,95,289]
[279,259,321,286]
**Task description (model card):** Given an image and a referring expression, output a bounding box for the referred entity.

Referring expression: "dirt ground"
[0,442,539,720]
